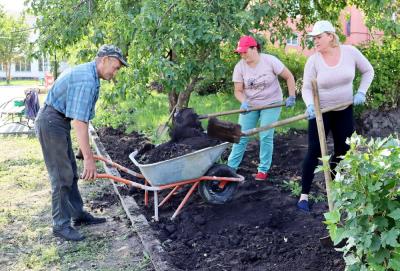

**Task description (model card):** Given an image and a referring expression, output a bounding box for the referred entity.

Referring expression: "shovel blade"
[207,117,242,143]
[156,124,169,137]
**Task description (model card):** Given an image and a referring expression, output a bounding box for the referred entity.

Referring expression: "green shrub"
[324,134,400,271]
[265,45,307,97]
[358,37,400,109]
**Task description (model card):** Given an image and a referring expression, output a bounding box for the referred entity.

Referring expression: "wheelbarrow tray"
[129,142,230,186]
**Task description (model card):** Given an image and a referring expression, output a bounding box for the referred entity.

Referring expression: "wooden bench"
[0,97,29,127]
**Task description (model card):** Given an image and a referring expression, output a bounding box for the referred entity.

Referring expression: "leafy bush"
[265,45,307,97]
[324,134,400,271]
[358,37,400,109]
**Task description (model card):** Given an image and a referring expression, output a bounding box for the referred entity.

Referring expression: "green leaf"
[381,229,400,248]
[344,254,359,266]
[388,257,400,270]
[324,210,340,224]
[369,235,382,252]
[388,209,400,220]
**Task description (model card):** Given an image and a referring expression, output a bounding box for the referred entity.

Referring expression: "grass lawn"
[0,80,41,86]
[0,135,152,271]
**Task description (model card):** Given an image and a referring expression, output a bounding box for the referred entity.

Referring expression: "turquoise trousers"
[227,106,281,173]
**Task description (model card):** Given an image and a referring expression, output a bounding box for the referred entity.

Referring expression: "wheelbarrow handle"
[96,173,159,191]
[93,155,144,179]
[198,102,285,119]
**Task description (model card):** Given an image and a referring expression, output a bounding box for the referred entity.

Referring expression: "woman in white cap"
[297,21,374,212]
[227,35,296,181]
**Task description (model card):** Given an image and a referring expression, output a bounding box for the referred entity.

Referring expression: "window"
[346,18,351,37]
[38,56,48,72]
[286,33,299,46]
[15,58,31,72]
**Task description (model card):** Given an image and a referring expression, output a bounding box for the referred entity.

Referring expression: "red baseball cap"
[235,36,258,53]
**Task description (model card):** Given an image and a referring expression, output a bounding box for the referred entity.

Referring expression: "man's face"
[99,56,122,80]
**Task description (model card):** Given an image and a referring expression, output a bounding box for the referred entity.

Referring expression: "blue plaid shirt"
[45,61,100,122]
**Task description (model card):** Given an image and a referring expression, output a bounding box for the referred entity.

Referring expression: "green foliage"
[28,0,398,126]
[265,45,307,96]
[0,7,30,83]
[29,0,398,110]
[348,0,399,37]
[281,180,302,197]
[358,36,400,109]
[324,134,400,270]
[280,180,326,202]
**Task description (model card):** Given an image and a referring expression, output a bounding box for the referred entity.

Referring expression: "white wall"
[0,58,51,79]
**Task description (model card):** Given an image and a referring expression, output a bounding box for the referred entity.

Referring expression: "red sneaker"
[253,172,269,181]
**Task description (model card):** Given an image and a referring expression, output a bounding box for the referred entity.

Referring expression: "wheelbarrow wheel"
[198,164,238,205]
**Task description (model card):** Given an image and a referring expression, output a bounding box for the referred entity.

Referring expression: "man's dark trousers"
[35,105,85,229]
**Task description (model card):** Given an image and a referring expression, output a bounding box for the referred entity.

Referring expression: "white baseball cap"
[307,20,335,36]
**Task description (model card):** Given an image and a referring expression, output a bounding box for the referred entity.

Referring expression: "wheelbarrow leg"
[154,191,159,221]
[144,180,149,206]
[171,181,199,220]
[159,185,182,207]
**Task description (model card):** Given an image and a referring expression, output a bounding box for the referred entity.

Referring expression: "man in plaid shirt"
[35,45,128,241]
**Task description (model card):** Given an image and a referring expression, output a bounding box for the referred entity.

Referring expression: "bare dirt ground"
[96,107,399,271]
[0,135,153,271]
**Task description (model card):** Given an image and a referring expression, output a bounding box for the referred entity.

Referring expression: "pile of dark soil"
[356,107,400,138]
[96,108,399,271]
[138,108,222,164]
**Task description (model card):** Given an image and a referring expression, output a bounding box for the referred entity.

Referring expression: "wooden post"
[311,80,333,212]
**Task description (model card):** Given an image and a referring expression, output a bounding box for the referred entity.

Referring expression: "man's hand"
[81,156,97,180]
[72,120,97,180]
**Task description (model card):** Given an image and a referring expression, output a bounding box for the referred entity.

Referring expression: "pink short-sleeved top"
[232,53,285,107]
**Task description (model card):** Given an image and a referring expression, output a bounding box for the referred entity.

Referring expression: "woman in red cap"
[227,35,296,181]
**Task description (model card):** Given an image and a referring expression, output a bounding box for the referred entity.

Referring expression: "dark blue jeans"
[35,105,84,229]
[301,105,354,194]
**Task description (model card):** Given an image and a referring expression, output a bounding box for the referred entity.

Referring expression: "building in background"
[0,13,52,81]
[0,12,70,82]
[0,56,51,80]
[283,6,384,56]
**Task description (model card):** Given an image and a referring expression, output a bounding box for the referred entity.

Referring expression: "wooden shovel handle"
[198,102,285,119]
[311,80,334,212]
[242,101,353,137]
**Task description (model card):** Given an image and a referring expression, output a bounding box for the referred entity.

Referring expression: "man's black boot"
[53,226,85,241]
[72,212,106,227]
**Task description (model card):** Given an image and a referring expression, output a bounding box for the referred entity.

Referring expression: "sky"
[0,0,26,15]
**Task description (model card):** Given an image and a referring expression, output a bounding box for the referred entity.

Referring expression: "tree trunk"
[53,52,58,80]
[5,62,11,85]
[166,77,201,117]
[176,76,202,109]
[168,90,178,112]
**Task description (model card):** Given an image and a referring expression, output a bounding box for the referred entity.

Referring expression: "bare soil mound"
[95,107,399,270]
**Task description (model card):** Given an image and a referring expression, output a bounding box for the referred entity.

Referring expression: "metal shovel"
[198,102,285,119]
[207,101,352,144]
[155,104,178,137]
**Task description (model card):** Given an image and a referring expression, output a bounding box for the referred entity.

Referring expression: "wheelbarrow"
[92,142,244,221]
